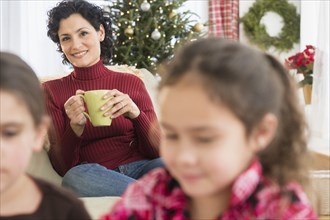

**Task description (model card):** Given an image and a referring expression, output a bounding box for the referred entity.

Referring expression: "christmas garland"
[240,0,300,52]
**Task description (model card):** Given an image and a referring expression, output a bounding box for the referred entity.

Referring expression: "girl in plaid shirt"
[101,38,317,220]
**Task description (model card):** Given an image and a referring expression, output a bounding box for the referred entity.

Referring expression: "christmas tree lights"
[105,0,206,74]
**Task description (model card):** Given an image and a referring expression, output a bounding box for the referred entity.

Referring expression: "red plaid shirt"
[101,160,316,220]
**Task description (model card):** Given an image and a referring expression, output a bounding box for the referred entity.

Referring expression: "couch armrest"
[26,149,62,185]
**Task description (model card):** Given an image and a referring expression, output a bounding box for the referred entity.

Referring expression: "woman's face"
[58,13,105,68]
[158,76,258,201]
[0,91,46,193]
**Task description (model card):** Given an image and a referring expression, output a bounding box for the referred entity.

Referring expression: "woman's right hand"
[64,90,86,137]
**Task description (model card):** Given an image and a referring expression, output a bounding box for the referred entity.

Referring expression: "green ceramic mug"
[78,90,113,126]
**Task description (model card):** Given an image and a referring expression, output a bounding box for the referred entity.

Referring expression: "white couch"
[26,66,159,219]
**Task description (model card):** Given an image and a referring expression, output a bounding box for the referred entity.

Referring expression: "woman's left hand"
[101,89,140,119]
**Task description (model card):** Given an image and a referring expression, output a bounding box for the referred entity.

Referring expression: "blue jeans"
[62,158,163,197]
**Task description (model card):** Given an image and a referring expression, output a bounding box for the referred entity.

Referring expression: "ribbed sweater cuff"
[132,111,151,130]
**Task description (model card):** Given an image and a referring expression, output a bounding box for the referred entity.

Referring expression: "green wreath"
[240,0,300,52]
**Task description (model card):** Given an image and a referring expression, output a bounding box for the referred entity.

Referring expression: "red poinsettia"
[285,45,315,87]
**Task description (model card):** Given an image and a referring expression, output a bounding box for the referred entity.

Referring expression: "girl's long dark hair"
[159,37,311,188]
[0,52,45,126]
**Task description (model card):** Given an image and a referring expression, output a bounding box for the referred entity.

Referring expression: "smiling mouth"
[182,174,202,182]
[72,51,87,57]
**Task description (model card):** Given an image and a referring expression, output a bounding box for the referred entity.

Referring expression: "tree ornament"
[140,1,151,12]
[151,29,161,40]
[109,0,206,74]
[193,23,203,32]
[169,10,177,19]
[124,26,134,36]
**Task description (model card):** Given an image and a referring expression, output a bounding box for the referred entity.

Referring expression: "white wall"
[0,1,64,77]
[300,1,318,50]
[182,0,208,24]
[302,1,329,153]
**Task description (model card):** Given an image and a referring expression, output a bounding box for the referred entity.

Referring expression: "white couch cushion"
[80,196,120,219]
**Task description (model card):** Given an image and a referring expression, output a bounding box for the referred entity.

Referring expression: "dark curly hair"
[47,0,113,65]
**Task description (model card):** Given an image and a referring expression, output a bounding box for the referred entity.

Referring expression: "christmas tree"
[105,0,206,74]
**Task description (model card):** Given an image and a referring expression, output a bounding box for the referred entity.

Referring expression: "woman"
[43,0,162,197]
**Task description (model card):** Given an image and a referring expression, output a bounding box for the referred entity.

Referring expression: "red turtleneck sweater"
[42,60,160,176]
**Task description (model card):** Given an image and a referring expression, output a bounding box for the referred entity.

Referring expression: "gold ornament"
[124,26,134,36]
[193,23,203,32]
[169,11,177,19]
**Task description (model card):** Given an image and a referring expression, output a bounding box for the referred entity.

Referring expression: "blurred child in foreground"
[0,52,91,220]
[100,38,317,220]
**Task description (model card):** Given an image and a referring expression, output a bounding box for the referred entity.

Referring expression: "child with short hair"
[100,38,317,219]
[0,52,91,220]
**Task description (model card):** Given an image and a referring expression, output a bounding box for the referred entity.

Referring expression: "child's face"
[0,91,44,193]
[159,79,258,200]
